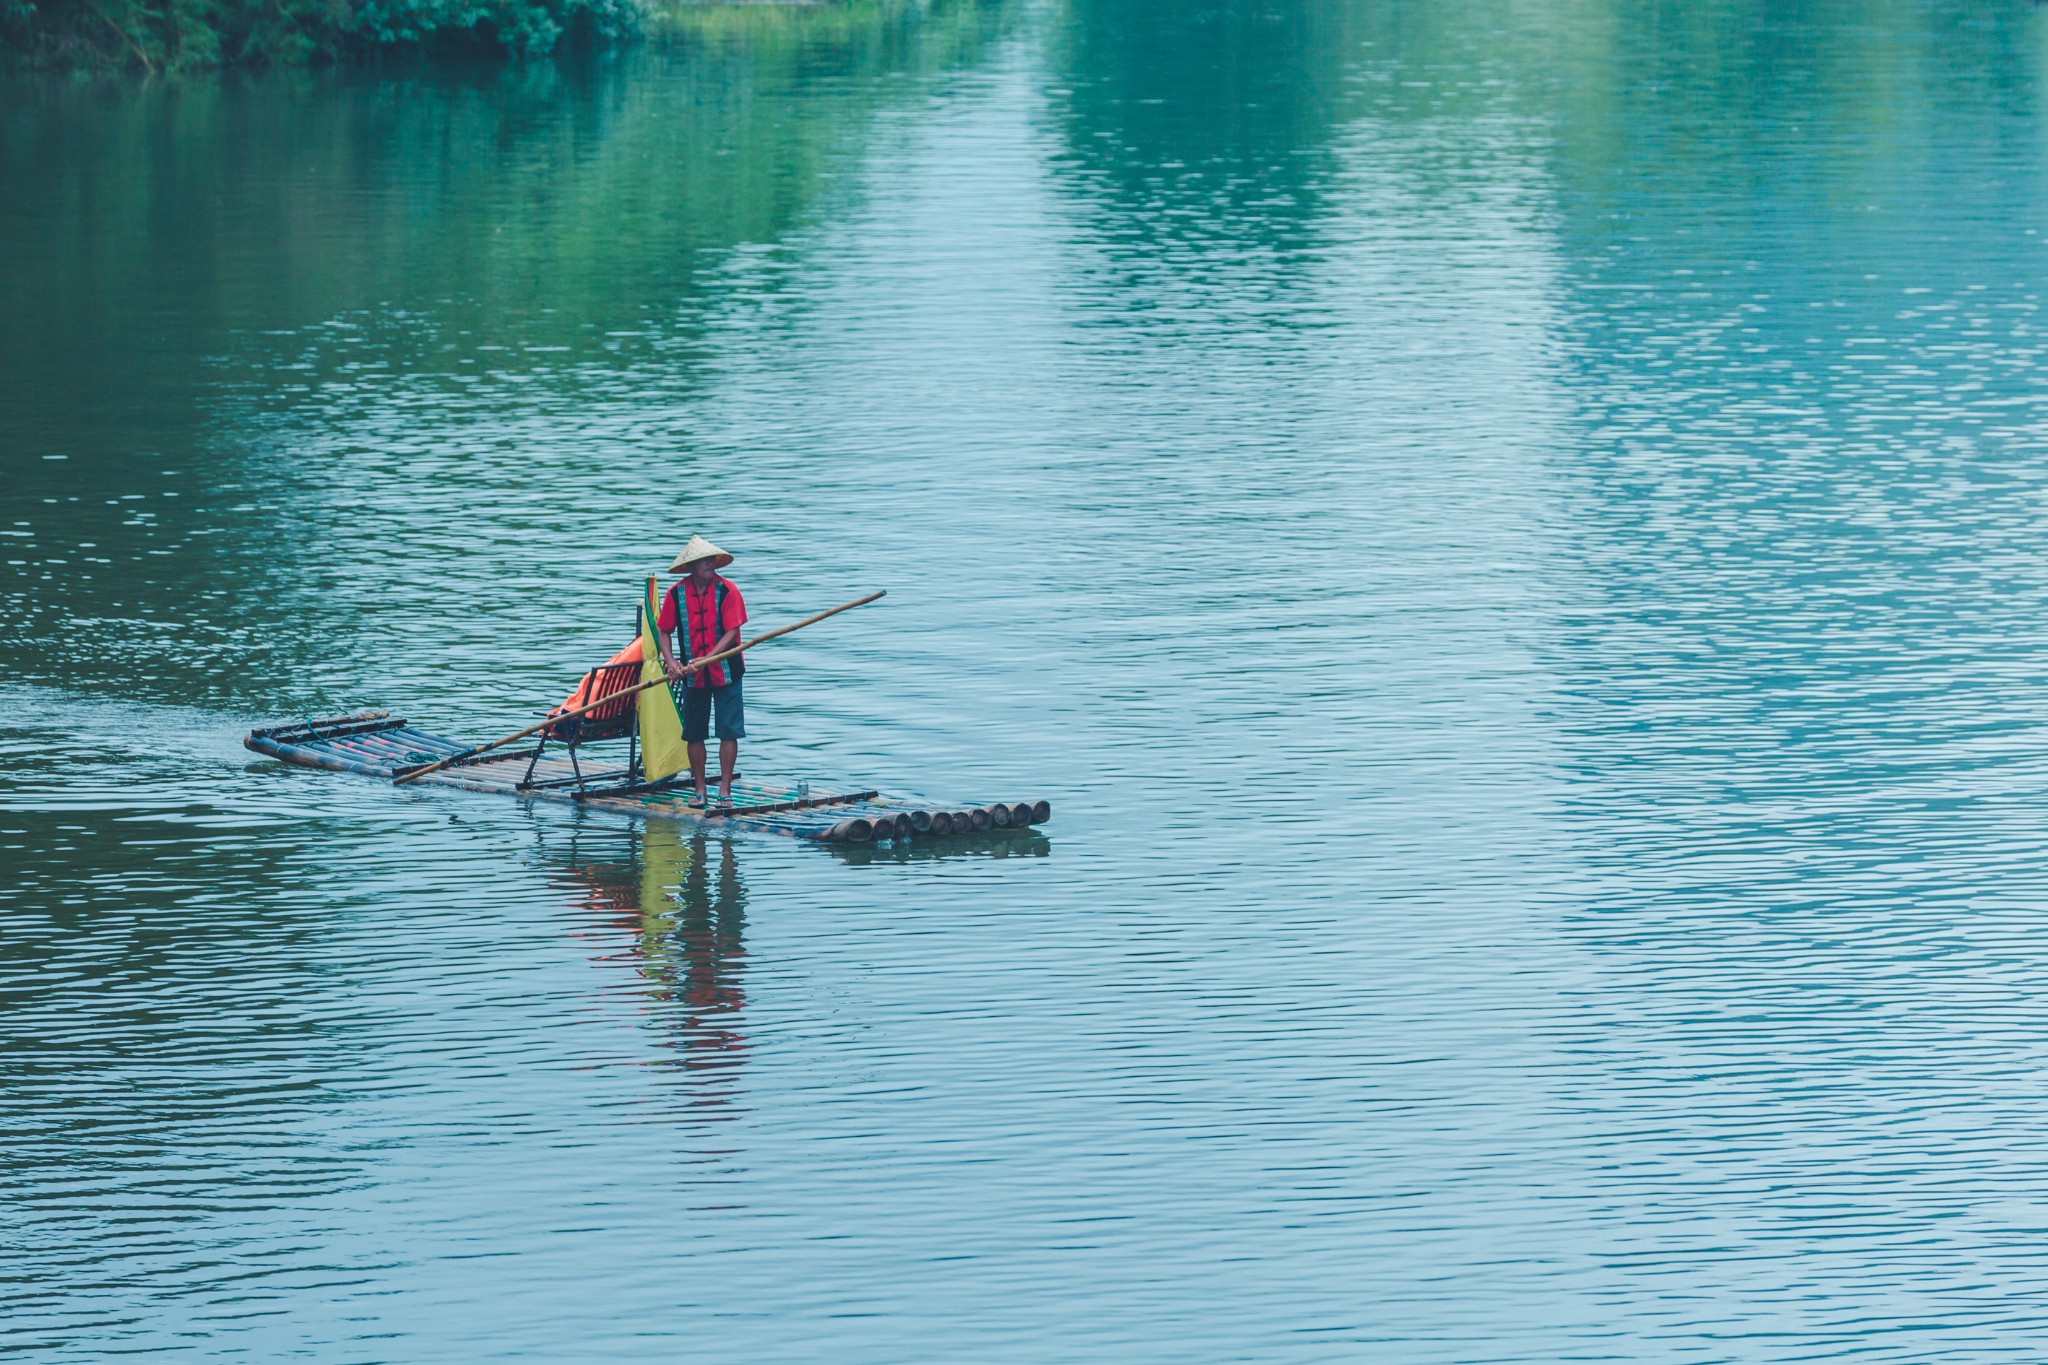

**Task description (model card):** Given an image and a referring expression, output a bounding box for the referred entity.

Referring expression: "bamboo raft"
[244,711,1049,844]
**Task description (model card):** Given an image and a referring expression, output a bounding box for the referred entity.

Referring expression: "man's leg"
[682,686,713,801]
[713,681,744,805]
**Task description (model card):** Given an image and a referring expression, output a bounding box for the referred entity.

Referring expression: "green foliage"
[346,0,641,55]
[1,0,646,68]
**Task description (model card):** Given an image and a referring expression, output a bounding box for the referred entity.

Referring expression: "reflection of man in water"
[661,832,747,1045]
[555,822,748,1098]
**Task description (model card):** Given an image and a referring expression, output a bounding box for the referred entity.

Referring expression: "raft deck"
[244,711,1049,845]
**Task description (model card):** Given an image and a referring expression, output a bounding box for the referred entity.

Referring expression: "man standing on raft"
[657,536,747,807]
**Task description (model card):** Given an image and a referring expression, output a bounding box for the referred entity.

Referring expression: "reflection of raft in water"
[243,711,1051,846]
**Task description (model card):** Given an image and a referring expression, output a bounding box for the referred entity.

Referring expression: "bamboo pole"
[393,590,885,786]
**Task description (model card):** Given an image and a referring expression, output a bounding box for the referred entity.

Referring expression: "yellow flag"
[637,576,691,783]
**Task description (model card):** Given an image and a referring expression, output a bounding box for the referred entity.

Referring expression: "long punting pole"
[392,590,886,786]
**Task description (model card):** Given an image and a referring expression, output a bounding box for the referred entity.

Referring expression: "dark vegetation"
[4,0,650,68]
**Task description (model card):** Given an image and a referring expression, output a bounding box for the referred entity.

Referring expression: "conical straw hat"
[668,535,733,572]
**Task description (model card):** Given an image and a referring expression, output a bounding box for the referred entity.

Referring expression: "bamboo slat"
[245,710,1048,844]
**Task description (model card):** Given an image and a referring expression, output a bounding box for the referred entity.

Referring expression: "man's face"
[688,559,717,585]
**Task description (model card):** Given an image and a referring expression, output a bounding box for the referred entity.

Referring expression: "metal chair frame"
[519,662,644,793]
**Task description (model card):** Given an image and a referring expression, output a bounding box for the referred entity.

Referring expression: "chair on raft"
[518,660,644,793]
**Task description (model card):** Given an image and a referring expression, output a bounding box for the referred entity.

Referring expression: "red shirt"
[657,576,746,688]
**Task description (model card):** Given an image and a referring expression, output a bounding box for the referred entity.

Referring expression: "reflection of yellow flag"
[639,818,694,912]
[637,576,690,783]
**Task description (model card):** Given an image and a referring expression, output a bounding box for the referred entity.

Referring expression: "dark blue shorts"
[680,680,744,742]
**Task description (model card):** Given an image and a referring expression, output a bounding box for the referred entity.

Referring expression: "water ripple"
[11,0,2048,1358]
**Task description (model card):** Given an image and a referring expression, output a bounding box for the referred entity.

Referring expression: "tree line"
[3,0,649,68]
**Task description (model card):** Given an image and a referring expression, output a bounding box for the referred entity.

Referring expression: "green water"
[11,1,2048,1358]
